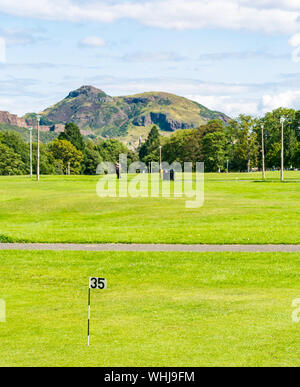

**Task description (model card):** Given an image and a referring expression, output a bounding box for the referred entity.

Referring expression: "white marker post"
[88,277,107,346]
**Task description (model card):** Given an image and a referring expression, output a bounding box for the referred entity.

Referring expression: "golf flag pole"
[87,277,107,346]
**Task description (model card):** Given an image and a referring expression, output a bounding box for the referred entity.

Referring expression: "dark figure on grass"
[115,162,121,179]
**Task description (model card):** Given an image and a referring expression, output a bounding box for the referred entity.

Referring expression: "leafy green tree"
[228,115,259,171]
[224,119,239,170]
[162,130,193,164]
[0,143,26,175]
[162,120,225,169]
[143,152,159,165]
[261,108,297,168]
[83,140,103,175]
[266,142,281,168]
[162,129,203,166]
[58,123,85,151]
[292,142,300,168]
[97,139,137,165]
[139,126,161,163]
[1,130,30,170]
[183,129,204,165]
[198,119,224,137]
[127,149,139,165]
[48,139,83,175]
[31,143,56,175]
[293,111,300,141]
[202,132,226,172]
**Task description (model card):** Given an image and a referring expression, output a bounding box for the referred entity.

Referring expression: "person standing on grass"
[116,162,121,179]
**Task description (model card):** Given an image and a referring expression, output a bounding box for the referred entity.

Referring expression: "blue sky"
[1,0,300,117]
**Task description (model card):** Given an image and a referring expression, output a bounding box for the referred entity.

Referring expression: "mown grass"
[0,250,299,367]
[0,171,299,244]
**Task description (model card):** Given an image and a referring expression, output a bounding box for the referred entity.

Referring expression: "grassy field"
[0,250,299,367]
[0,171,299,244]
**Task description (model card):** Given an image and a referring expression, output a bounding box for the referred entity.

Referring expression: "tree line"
[140,107,300,172]
[0,107,300,175]
[0,123,137,176]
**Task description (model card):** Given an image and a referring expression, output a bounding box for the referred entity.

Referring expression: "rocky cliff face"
[150,112,191,131]
[0,111,28,128]
[133,112,190,131]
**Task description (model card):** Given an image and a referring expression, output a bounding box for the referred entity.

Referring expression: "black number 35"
[90,278,106,289]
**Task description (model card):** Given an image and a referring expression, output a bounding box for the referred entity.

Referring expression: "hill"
[40,86,230,146]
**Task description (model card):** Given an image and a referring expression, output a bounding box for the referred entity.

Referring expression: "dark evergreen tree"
[58,123,85,151]
[139,126,161,163]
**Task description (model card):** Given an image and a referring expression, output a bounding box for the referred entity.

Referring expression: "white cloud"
[1,1,300,62]
[79,36,106,48]
[288,33,300,61]
[261,90,300,111]
[188,94,260,117]
[0,0,300,35]
[289,33,300,47]
[189,89,300,117]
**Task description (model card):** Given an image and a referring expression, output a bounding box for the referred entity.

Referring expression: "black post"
[87,288,91,346]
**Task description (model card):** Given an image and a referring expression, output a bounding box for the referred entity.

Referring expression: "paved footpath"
[0,243,300,252]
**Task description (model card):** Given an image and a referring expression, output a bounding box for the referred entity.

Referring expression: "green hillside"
[41,86,230,146]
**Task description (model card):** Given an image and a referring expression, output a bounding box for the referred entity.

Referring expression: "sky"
[1,0,300,117]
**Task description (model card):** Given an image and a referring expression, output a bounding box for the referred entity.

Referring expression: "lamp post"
[261,124,265,180]
[28,127,33,178]
[36,115,41,181]
[280,116,285,182]
[159,145,162,179]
